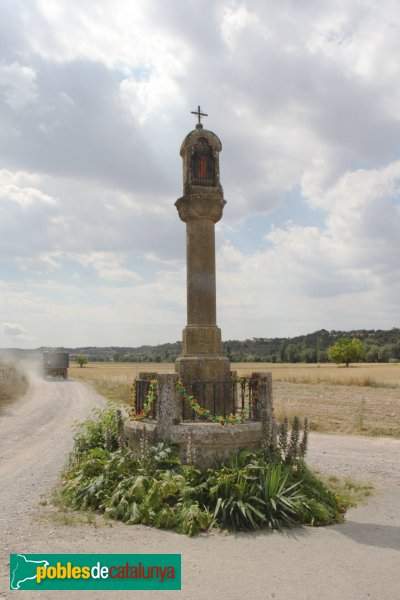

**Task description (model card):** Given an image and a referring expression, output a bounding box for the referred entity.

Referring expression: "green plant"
[69,404,121,460]
[58,407,348,536]
[321,474,374,507]
[177,503,213,536]
[260,408,275,462]
[328,338,364,367]
[75,355,88,368]
[0,366,28,409]
[276,416,308,463]
[207,455,303,531]
[355,398,366,432]
[291,466,346,525]
[256,463,302,528]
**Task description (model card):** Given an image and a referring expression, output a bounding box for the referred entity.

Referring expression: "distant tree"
[75,355,88,368]
[302,348,317,363]
[328,338,364,367]
[318,350,329,363]
[364,344,379,363]
[285,343,301,363]
[378,344,394,362]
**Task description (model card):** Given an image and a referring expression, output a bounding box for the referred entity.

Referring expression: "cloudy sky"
[1,0,399,348]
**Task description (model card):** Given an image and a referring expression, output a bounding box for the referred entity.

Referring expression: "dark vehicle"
[43,352,69,379]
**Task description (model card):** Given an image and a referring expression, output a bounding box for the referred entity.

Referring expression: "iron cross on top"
[191,105,208,125]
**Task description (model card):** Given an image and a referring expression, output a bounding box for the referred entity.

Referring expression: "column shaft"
[186,218,216,326]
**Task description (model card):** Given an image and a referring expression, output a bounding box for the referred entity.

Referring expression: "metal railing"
[134,377,261,422]
[134,379,157,420]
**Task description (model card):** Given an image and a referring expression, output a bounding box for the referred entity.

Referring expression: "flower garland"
[129,376,259,426]
[176,377,253,426]
[130,378,157,421]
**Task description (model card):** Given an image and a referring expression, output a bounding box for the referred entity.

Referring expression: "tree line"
[61,328,400,363]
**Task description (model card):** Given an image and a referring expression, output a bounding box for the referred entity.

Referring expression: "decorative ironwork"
[181,378,260,422]
[133,379,157,420]
[190,137,216,186]
[131,376,262,423]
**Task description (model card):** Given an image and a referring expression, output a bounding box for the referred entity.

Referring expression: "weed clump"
[0,365,28,409]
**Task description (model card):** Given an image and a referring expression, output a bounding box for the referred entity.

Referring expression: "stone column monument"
[175,107,231,412]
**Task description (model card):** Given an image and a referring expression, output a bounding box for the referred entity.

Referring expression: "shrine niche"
[190,138,215,186]
[178,106,223,198]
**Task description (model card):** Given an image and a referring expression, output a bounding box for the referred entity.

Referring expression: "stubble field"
[69,362,400,438]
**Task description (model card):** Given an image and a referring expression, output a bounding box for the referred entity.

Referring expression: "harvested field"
[274,381,400,437]
[233,362,400,387]
[69,363,173,404]
[69,362,400,437]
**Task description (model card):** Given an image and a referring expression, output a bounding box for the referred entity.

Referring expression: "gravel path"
[0,377,399,600]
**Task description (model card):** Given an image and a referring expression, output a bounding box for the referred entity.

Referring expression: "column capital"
[175,193,226,223]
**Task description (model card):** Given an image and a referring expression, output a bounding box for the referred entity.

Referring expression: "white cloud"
[1,184,56,207]
[220,4,260,49]
[0,62,37,109]
[1,322,33,342]
[17,254,61,274]
[218,158,400,336]
[2,322,26,336]
[1,0,400,346]
[69,252,141,281]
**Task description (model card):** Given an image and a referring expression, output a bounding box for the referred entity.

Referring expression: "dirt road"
[0,376,399,600]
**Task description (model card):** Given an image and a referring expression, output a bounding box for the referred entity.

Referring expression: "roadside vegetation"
[0,363,28,410]
[316,473,375,507]
[58,406,349,536]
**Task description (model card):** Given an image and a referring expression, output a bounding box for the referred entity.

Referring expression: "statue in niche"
[190,138,215,186]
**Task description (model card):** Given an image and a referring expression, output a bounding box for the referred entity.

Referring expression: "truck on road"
[43,352,69,379]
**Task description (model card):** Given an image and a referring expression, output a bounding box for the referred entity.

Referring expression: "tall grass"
[0,365,28,409]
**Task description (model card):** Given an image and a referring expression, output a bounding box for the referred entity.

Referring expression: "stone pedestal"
[175,355,231,390]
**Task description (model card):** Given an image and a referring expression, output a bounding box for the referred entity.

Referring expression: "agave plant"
[256,463,303,528]
[207,465,266,530]
[208,458,305,531]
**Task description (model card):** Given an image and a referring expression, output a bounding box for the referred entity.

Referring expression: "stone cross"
[191,105,208,126]
[175,116,230,414]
